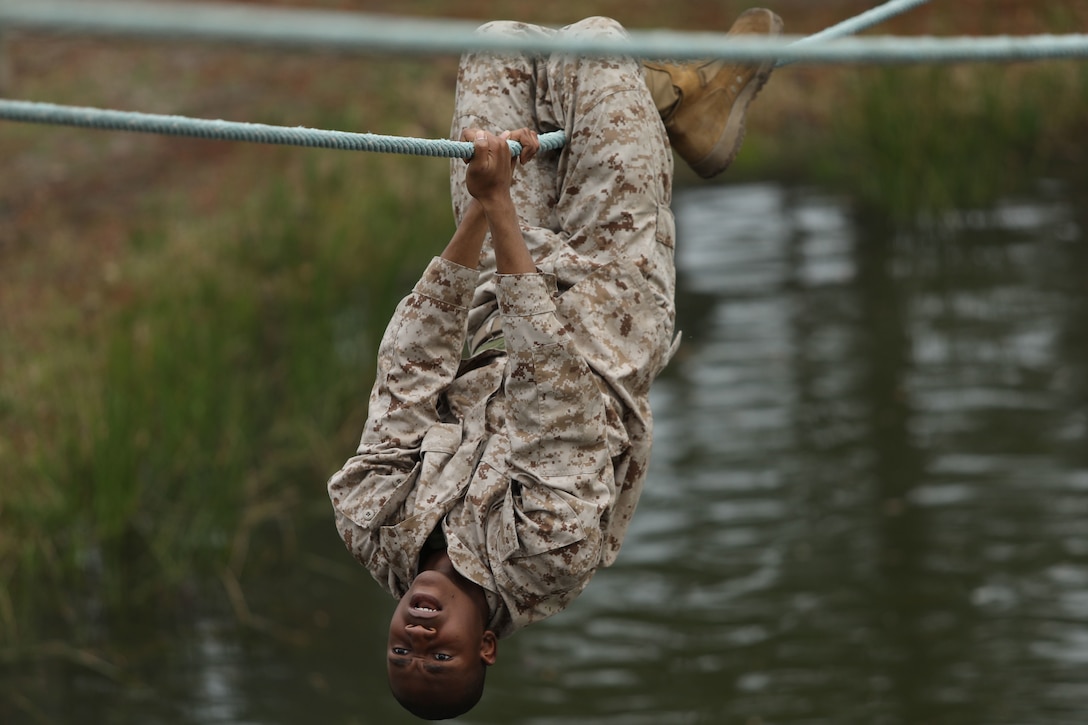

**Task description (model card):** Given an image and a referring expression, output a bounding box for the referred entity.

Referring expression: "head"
[387,568,498,720]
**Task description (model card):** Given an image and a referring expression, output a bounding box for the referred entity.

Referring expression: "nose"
[405,624,436,642]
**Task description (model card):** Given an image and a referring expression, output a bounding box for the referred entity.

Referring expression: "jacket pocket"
[490,477,604,596]
[496,480,589,561]
[410,421,464,511]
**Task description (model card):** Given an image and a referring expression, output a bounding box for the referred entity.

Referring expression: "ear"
[480,630,498,666]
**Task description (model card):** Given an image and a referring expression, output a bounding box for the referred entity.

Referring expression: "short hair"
[390,662,487,720]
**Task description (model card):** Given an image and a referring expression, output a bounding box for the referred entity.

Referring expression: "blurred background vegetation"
[1,0,1086,684]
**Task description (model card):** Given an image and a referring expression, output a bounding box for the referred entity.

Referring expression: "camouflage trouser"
[448,17,677,349]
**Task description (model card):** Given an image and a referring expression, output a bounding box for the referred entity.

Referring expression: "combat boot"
[643,8,783,179]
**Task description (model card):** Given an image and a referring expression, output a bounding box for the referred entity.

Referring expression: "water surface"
[18,180,1088,724]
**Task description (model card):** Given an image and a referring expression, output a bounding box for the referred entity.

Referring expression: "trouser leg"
[449,21,559,232]
[449,17,676,350]
[541,16,676,325]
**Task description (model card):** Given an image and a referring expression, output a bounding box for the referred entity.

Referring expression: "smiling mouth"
[409,593,442,615]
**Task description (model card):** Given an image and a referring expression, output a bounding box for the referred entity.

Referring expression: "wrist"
[476,189,514,216]
[463,197,486,222]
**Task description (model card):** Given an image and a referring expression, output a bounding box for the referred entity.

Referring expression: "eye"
[434,653,453,661]
[392,647,409,656]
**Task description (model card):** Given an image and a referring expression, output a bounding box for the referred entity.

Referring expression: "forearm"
[329,255,476,563]
[360,257,476,451]
[496,276,613,582]
[462,128,538,274]
[480,194,535,275]
[441,198,488,269]
[498,273,611,483]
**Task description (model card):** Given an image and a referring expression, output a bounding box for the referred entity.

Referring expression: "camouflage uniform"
[328,17,678,638]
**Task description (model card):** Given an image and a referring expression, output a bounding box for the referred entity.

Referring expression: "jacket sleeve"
[490,271,615,593]
[328,257,478,569]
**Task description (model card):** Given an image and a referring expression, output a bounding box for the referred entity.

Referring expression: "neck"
[418,549,491,627]
[419,547,454,575]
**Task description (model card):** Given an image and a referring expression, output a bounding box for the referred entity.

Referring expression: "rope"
[791,0,931,46]
[3,0,1088,63]
[3,0,1088,157]
[0,99,567,158]
[778,0,931,66]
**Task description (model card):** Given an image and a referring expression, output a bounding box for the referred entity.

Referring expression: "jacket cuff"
[414,257,479,308]
[497,273,563,350]
[496,272,557,317]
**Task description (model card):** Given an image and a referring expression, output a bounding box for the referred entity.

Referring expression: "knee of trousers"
[474,20,537,37]
[560,16,629,40]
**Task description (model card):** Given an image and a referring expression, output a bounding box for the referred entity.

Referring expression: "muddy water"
[19,180,1088,724]
[486,182,1088,725]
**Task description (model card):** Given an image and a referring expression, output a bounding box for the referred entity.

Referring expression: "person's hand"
[460,128,539,205]
[505,127,540,166]
[461,128,513,205]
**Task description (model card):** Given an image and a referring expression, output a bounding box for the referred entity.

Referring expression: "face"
[386,568,497,694]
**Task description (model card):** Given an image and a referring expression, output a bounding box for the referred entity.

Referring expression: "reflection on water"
[484,181,1088,725]
[13,181,1088,724]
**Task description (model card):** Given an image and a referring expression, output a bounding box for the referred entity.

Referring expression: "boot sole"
[690,14,783,179]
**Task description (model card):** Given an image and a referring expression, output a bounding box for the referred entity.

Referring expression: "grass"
[1,150,450,644]
[819,61,1088,220]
